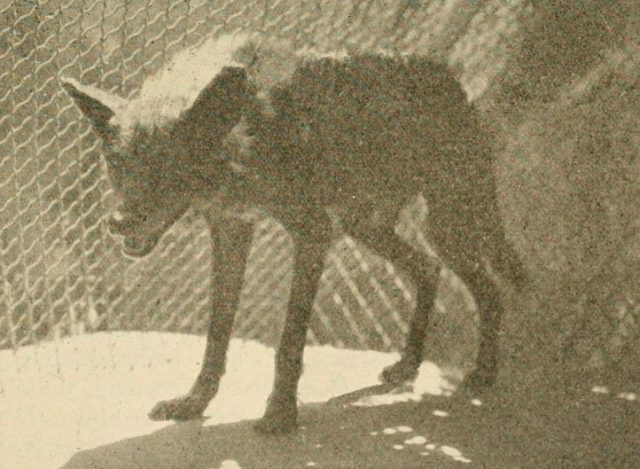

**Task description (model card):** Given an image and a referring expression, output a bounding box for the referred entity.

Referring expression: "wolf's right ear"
[61,78,126,137]
[178,66,252,143]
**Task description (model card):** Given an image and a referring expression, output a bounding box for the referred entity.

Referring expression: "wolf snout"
[107,209,135,237]
[121,234,158,258]
[107,208,159,257]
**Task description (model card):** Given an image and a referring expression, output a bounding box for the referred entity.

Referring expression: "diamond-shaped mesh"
[1,0,637,369]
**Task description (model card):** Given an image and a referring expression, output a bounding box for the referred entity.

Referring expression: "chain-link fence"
[2,0,638,371]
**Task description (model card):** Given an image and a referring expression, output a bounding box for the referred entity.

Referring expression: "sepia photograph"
[1,1,639,467]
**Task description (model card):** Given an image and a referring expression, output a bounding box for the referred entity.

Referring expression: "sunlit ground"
[1,332,638,468]
[0,332,457,469]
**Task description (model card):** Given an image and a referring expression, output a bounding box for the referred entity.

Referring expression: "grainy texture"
[1,0,639,380]
[2,0,640,466]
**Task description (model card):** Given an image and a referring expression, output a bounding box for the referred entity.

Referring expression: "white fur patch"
[117,33,251,131]
[141,33,249,103]
[117,32,354,131]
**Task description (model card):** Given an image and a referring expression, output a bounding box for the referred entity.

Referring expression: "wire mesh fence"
[1,0,637,369]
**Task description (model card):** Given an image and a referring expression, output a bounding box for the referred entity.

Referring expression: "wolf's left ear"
[61,78,126,136]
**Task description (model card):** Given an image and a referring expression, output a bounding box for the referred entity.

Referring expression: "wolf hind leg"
[344,212,440,385]
[428,210,508,390]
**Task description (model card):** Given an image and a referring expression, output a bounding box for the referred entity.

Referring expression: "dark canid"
[61,33,526,433]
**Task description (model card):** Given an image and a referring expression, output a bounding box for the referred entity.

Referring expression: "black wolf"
[62,33,526,434]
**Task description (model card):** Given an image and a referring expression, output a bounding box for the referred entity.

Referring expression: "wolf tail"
[491,237,529,291]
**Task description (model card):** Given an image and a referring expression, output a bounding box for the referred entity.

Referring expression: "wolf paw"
[459,368,496,392]
[253,399,298,434]
[380,358,420,385]
[148,394,210,421]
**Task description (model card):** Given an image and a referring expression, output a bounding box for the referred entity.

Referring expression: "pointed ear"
[181,66,252,138]
[61,77,126,136]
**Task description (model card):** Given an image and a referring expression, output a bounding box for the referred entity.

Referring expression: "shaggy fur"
[62,32,526,434]
[116,33,346,133]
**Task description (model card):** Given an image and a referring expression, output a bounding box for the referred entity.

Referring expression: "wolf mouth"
[107,209,160,258]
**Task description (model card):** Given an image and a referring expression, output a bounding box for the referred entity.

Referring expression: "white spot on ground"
[369,431,378,436]
[425,443,437,450]
[471,398,483,406]
[393,444,404,450]
[382,427,397,435]
[420,451,431,456]
[219,460,241,469]
[306,462,317,467]
[454,456,472,463]
[432,410,449,417]
[591,385,610,394]
[404,436,427,445]
[617,392,637,401]
[441,446,462,458]
[396,425,413,433]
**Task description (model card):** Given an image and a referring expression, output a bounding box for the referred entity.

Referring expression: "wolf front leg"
[149,214,254,421]
[254,233,329,434]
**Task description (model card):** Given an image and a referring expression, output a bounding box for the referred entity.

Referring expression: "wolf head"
[61,35,255,257]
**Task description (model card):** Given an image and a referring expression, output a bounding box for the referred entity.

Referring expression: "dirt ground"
[2,333,639,468]
[62,378,640,468]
